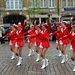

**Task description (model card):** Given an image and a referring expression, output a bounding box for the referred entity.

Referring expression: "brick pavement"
[0,41,75,75]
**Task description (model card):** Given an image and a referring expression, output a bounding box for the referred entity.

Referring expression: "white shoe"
[58,51,62,57]
[61,55,66,64]
[36,54,40,62]
[41,58,48,62]
[73,68,75,71]
[11,57,15,60]
[73,62,75,71]
[11,52,15,60]
[17,57,22,66]
[28,50,32,57]
[41,59,46,69]
[45,58,48,67]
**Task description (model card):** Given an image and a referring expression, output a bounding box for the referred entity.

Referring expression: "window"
[49,0,54,7]
[68,0,73,7]
[41,0,46,8]
[6,0,22,10]
[62,0,66,7]
[32,0,37,7]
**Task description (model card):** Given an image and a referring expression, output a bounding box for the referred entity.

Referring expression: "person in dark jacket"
[0,25,5,44]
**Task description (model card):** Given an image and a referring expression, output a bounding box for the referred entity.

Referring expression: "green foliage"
[27,0,40,18]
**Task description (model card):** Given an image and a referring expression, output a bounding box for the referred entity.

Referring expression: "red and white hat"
[17,22,22,27]
[42,23,47,27]
[61,21,67,25]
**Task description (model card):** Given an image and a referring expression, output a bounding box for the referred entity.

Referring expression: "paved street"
[0,41,75,75]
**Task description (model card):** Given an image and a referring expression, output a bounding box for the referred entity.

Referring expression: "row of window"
[32,0,55,8]
[40,0,73,8]
[62,0,73,7]
[6,0,22,10]
[6,0,73,10]
[41,0,54,8]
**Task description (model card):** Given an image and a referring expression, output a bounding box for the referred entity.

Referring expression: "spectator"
[5,27,11,43]
[0,25,5,44]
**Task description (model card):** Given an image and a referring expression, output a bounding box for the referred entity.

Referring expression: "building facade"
[59,0,75,21]
[0,0,75,26]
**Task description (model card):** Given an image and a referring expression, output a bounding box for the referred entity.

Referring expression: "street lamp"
[57,0,61,22]
[47,13,51,24]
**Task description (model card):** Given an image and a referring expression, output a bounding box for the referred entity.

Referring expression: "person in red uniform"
[14,20,26,66]
[3,24,17,59]
[30,24,42,61]
[24,20,36,57]
[34,25,42,62]
[40,22,52,69]
[61,24,75,71]
[51,22,62,57]
[60,17,73,64]
[51,16,73,64]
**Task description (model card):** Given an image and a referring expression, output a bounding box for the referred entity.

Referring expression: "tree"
[27,0,40,24]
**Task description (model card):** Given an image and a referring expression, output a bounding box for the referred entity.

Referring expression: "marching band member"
[51,22,62,57]
[51,16,73,64]
[30,24,42,61]
[14,20,26,66]
[40,22,52,69]
[24,21,36,57]
[34,25,42,62]
[60,17,73,64]
[61,24,75,71]
[3,24,17,59]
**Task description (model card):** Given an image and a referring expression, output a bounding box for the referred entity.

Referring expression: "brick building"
[0,0,75,26]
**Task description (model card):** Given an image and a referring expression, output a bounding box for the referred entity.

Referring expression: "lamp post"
[0,10,2,24]
[47,13,51,24]
[57,0,61,22]
[48,14,50,24]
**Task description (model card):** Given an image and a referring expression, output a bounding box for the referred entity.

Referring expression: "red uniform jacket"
[41,23,52,48]
[62,32,75,50]
[24,24,36,43]
[4,29,17,45]
[16,24,26,47]
[31,29,42,46]
[52,26,62,43]
[61,22,72,44]
[52,22,72,44]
